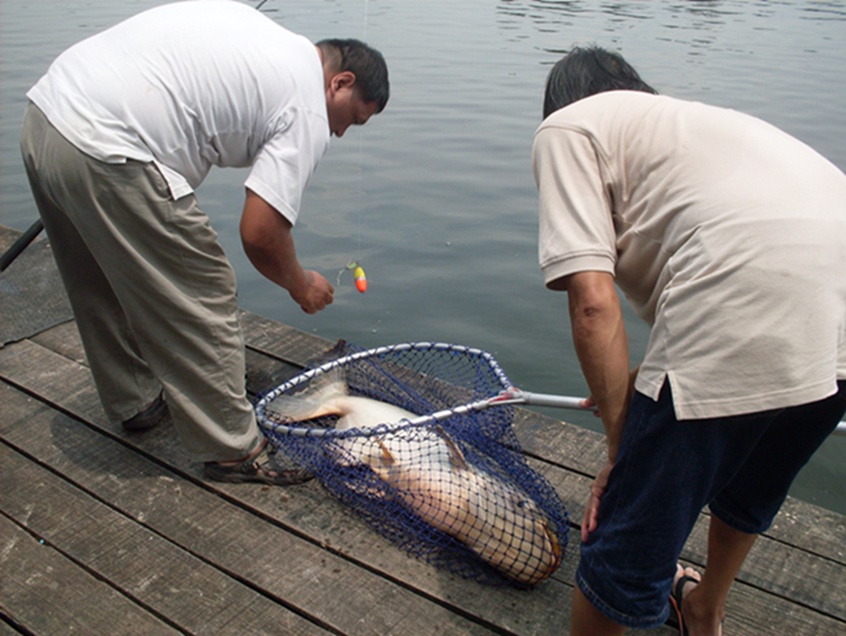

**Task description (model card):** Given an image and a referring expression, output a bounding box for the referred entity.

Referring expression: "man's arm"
[563,270,631,461]
[562,270,634,541]
[240,189,333,314]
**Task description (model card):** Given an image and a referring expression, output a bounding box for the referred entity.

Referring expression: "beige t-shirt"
[533,91,846,419]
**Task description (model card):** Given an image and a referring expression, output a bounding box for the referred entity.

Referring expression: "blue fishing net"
[256,340,569,587]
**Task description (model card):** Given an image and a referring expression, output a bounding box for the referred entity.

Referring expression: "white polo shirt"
[27,0,330,224]
[533,91,846,419]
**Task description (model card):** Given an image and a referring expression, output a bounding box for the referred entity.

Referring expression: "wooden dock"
[1,224,844,635]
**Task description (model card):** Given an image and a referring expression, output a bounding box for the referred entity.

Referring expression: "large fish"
[267,370,562,586]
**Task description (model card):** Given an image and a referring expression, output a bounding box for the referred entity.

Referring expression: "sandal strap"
[204,439,314,486]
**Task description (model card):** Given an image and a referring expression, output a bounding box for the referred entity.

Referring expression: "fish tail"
[265,365,348,422]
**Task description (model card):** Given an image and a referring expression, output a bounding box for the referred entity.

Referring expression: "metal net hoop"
[256,341,513,438]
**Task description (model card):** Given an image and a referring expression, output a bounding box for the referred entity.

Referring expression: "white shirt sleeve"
[244,107,330,225]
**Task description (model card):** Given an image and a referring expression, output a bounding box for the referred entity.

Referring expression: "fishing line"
[338,0,371,294]
[260,0,371,294]
[352,0,369,279]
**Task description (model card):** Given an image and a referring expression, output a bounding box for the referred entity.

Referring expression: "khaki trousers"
[20,104,261,462]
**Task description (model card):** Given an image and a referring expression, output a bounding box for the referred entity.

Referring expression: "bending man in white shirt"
[20,1,390,485]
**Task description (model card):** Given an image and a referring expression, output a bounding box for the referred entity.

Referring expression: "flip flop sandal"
[669,571,699,636]
[204,439,314,486]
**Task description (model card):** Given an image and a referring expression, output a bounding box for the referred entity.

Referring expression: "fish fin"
[356,439,397,477]
[359,438,395,466]
[265,365,348,422]
[436,426,469,471]
[375,439,396,466]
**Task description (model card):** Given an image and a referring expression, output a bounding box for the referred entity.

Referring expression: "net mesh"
[256,340,569,587]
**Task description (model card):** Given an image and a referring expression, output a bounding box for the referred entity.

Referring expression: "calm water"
[1,0,844,514]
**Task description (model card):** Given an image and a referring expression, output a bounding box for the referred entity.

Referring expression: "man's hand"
[582,461,614,542]
[240,190,334,313]
[581,365,639,416]
[294,270,334,314]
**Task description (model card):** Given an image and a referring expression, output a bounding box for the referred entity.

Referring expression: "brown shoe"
[204,438,314,486]
[121,392,168,431]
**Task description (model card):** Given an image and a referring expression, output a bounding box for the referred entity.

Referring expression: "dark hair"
[542,46,657,118]
[316,38,390,113]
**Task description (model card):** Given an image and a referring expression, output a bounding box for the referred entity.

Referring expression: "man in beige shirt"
[533,46,846,635]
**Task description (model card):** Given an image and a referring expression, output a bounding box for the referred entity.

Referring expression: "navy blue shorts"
[576,380,846,628]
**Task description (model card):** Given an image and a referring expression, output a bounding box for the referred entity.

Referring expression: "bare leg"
[570,587,627,636]
[682,516,759,636]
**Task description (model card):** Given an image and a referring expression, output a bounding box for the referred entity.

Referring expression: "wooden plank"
[0,347,576,634]
[245,347,302,397]
[0,617,25,636]
[237,311,846,630]
[5,342,845,634]
[25,321,584,633]
[0,381,500,636]
[240,308,333,367]
[531,459,846,635]
[0,227,72,346]
[30,319,88,366]
[4,219,844,636]
[0,516,178,636]
[6,297,844,633]
[6,224,842,567]
[517,407,846,568]
[0,343,642,635]
[766,497,846,566]
[0,224,16,251]
[0,443,329,636]
[241,310,846,567]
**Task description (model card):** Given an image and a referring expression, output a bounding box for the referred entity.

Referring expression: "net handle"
[260,388,595,438]
[494,391,846,437]
[255,342,846,438]
[261,385,846,437]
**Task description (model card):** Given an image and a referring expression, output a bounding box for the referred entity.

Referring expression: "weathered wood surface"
[2,224,844,635]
